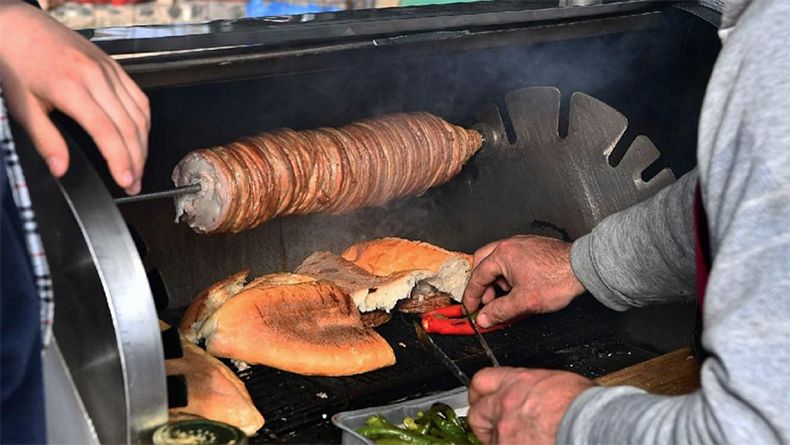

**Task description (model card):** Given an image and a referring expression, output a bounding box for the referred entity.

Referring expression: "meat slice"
[360,310,392,328]
[396,282,453,314]
[172,150,234,234]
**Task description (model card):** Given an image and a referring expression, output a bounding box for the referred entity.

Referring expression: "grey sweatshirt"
[559,0,790,443]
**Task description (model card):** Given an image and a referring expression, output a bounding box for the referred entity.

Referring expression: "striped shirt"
[0,87,54,348]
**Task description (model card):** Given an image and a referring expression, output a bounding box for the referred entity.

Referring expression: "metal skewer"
[114,183,202,205]
[461,304,501,367]
[414,321,471,387]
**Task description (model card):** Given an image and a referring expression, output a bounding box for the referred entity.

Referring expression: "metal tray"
[332,386,468,445]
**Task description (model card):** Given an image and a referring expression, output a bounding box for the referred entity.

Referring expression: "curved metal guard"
[475,86,675,239]
[12,122,167,444]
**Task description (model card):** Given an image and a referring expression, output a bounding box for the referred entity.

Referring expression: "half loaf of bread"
[162,321,264,435]
[199,273,396,376]
[295,251,431,313]
[341,237,472,300]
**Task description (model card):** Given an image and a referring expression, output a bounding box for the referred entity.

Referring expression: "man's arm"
[570,169,698,311]
[560,0,790,442]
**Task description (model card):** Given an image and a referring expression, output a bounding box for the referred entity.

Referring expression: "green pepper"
[429,404,468,442]
[374,439,413,445]
[432,418,467,442]
[356,426,447,445]
[357,403,481,445]
[366,415,394,428]
[415,406,439,435]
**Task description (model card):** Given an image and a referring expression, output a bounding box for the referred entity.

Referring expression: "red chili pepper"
[421,304,509,335]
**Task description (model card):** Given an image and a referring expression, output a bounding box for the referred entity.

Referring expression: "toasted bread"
[161,321,264,435]
[295,251,430,312]
[199,274,395,376]
[341,238,472,300]
[180,270,250,343]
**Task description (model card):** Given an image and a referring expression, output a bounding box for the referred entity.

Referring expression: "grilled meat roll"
[172,113,483,233]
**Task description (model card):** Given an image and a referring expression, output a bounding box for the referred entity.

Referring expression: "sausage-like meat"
[172,113,483,234]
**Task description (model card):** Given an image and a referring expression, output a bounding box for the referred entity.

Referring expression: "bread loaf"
[162,321,264,435]
[199,274,396,376]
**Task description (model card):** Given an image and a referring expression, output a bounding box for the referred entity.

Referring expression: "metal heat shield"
[12,120,168,444]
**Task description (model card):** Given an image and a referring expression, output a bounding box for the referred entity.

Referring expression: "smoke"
[134,7,720,307]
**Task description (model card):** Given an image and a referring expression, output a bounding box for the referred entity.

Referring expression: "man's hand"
[0,0,149,194]
[462,235,585,328]
[467,367,595,445]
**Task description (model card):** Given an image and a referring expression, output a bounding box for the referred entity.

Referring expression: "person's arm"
[462,169,698,328]
[559,0,790,442]
[570,169,697,311]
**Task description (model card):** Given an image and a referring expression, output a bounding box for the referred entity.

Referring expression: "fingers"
[110,60,150,125]
[480,286,497,305]
[495,278,511,292]
[56,84,137,193]
[105,62,149,184]
[472,240,501,268]
[468,367,523,445]
[467,393,497,445]
[86,65,146,194]
[463,254,504,313]
[48,52,148,194]
[465,240,513,313]
[14,93,70,177]
[477,291,528,328]
[469,367,512,404]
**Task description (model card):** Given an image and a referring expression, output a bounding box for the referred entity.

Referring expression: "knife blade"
[461,304,501,368]
[413,321,471,387]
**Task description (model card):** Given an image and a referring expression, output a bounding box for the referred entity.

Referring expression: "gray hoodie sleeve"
[558,0,790,443]
[569,170,697,311]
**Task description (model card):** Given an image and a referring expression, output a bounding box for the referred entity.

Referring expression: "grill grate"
[162,295,657,443]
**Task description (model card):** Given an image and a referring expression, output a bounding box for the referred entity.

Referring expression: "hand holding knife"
[414,305,501,388]
[460,304,500,368]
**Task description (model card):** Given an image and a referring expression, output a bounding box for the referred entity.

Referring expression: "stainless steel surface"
[43,338,101,445]
[13,122,168,444]
[414,322,471,387]
[461,305,500,368]
[560,0,603,6]
[115,183,201,204]
[476,86,676,239]
[117,8,713,319]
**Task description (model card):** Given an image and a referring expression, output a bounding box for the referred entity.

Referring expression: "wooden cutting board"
[596,347,701,396]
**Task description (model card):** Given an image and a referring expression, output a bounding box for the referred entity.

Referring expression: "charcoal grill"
[13,1,724,443]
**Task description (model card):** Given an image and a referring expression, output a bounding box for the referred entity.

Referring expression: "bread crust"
[341,237,472,276]
[167,340,265,435]
[180,269,250,343]
[162,321,264,435]
[200,275,396,376]
[340,238,472,300]
[295,251,430,312]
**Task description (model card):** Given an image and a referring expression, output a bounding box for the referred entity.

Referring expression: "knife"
[414,321,471,387]
[461,304,501,368]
